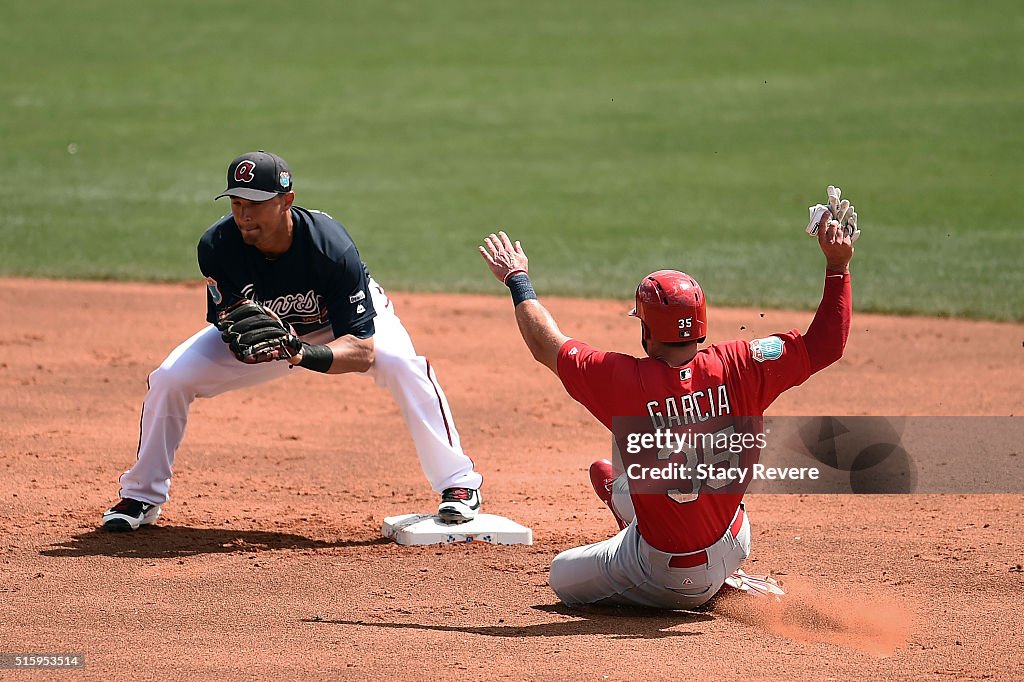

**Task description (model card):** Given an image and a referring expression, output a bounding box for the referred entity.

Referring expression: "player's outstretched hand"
[480,231,529,284]
[808,186,860,244]
[818,215,855,273]
[809,185,859,273]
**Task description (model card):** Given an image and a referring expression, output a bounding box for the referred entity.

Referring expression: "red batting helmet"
[628,270,707,343]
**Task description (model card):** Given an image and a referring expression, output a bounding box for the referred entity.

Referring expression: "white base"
[382,513,533,546]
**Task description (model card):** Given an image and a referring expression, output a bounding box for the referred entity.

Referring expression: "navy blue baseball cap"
[215,150,293,201]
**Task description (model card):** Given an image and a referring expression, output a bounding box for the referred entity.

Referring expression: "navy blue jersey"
[198,206,376,339]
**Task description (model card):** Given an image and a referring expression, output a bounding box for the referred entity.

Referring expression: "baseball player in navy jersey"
[480,188,857,608]
[102,151,482,530]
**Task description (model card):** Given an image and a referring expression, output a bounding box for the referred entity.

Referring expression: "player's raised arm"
[802,187,857,373]
[479,231,569,374]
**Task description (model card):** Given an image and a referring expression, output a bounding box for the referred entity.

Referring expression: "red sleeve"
[717,330,812,414]
[556,339,638,430]
[802,272,852,373]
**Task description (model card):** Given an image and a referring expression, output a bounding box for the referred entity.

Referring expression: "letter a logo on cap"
[234,160,256,183]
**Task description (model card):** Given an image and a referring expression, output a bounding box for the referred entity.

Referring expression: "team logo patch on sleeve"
[750,336,784,362]
[205,276,223,305]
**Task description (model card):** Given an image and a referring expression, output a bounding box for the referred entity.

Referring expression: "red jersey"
[557,330,812,553]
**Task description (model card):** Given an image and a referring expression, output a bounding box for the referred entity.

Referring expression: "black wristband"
[297,343,333,373]
[506,273,537,307]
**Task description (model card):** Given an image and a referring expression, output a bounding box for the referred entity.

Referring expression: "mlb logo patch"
[750,336,784,362]
[679,368,692,381]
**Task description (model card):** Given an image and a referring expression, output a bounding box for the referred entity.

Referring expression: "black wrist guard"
[506,273,537,307]
[297,343,333,373]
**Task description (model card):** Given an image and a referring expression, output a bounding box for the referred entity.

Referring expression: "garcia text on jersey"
[645,383,732,429]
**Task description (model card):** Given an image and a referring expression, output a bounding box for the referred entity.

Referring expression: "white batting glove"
[807,185,861,243]
[826,185,842,219]
[845,210,860,243]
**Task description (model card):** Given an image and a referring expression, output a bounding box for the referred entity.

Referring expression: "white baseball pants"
[117,280,481,505]
[548,475,750,609]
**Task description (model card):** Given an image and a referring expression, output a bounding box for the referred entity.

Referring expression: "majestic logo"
[355,304,366,314]
[278,171,291,189]
[205,276,223,305]
[750,336,785,363]
[234,160,256,183]
[568,347,579,356]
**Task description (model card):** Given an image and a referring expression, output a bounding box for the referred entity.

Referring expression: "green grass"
[1,1,1021,320]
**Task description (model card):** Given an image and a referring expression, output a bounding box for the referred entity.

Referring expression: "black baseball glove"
[216,300,303,364]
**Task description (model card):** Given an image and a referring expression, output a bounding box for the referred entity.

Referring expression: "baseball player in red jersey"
[480,191,856,608]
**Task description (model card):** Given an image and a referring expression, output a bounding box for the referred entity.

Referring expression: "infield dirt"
[1,278,1021,680]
